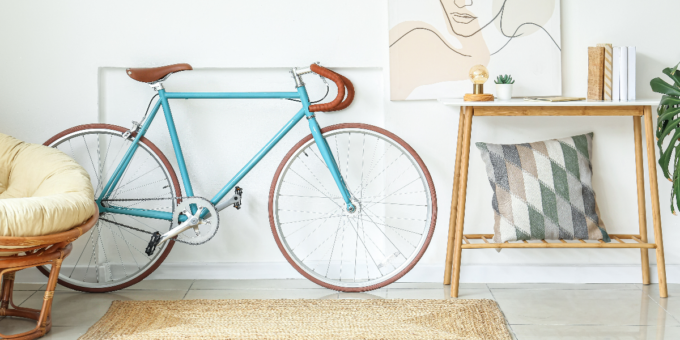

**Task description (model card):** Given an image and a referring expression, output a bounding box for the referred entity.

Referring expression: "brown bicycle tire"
[269,123,437,292]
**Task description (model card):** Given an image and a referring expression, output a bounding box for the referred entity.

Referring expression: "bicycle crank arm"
[159,207,205,245]
[212,186,243,214]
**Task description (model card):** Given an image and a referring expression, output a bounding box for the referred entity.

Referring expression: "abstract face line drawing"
[389,0,561,101]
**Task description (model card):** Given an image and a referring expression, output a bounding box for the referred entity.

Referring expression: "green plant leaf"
[657,105,680,122]
[651,77,680,97]
[663,68,680,88]
[653,64,680,213]
[494,74,514,84]
[660,95,680,107]
[671,61,680,75]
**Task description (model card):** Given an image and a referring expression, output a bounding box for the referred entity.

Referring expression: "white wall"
[2,0,680,283]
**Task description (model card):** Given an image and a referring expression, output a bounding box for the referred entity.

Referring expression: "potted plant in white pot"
[494,74,515,101]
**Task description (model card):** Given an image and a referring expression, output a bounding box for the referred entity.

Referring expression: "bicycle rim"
[270,123,437,291]
[41,124,179,292]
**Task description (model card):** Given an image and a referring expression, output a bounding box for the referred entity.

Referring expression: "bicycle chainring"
[172,197,219,245]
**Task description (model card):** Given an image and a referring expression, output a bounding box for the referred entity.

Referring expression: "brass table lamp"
[463,64,494,102]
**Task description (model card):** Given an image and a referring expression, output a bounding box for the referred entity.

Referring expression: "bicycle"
[42,63,437,292]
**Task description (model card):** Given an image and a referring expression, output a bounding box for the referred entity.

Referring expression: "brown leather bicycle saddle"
[126,63,193,83]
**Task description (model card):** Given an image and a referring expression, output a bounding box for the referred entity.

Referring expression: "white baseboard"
[15,262,679,284]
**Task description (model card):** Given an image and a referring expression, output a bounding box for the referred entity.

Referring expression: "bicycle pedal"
[145,231,161,256]
[234,186,243,210]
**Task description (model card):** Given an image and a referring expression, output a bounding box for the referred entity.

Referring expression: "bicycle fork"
[298,86,356,213]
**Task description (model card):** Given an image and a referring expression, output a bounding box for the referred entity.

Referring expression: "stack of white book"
[612,46,636,101]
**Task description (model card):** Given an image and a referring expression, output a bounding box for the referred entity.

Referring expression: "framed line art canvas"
[388,0,562,101]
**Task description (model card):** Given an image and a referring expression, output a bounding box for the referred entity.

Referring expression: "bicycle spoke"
[273,127,434,290]
[343,217,384,275]
[95,134,114,194]
[111,215,142,269]
[83,224,100,282]
[361,208,418,248]
[288,169,343,209]
[47,128,176,291]
[283,207,338,238]
[363,177,421,210]
[82,135,102,186]
[339,215,347,280]
[294,158,333,198]
[69,225,95,278]
[115,165,161,191]
[361,201,427,207]
[281,214,343,226]
[291,216,341,253]
[323,217,344,277]
[103,221,128,277]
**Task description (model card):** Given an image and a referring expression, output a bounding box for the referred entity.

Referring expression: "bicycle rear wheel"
[269,123,437,292]
[40,124,180,292]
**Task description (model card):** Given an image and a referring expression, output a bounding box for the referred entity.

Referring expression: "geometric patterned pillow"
[475,133,610,244]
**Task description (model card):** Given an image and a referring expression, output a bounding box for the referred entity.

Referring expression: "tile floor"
[0,280,677,339]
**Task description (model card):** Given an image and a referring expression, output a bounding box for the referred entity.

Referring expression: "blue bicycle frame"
[97,85,355,221]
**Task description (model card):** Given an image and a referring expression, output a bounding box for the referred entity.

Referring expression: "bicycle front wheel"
[269,123,437,292]
[40,124,180,292]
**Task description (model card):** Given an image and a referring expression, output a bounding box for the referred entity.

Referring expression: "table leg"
[451,106,474,298]
[643,105,667,298]
[633,116,651,285]
[444,108,466,285]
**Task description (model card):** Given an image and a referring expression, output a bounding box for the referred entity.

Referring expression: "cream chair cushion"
[0,133,96,237]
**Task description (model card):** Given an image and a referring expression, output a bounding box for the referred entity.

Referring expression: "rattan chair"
[0,209,98,339]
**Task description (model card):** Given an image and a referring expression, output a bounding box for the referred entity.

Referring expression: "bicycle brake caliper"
[122,121,141,140]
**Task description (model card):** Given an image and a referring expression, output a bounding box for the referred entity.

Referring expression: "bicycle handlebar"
[308,64,354,113]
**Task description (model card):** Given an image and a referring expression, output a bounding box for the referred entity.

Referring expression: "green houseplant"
[494,74,515,101]
[494,74,515,85]
[651,63,680,214]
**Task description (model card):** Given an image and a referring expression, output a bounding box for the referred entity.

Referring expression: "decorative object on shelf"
[524,96,585,102]
[651,62,680,214]
[464,65,494,102]
[607,45,637,102]
[597,43,613,101]
[494,74,515,101]
[587,46,605,100]
[589,44,637,102]
[388,0,562,101]
[475,133,610,244]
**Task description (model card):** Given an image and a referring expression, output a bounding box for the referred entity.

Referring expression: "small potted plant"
[494,74,515,101]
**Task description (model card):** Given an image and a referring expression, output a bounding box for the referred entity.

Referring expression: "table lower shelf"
[461,234,656,249]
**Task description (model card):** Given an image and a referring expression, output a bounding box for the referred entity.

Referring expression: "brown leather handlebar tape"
[309,64,345,112]
[329,72,354,112]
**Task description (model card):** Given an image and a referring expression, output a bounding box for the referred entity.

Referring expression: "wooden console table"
[437,99,668,298]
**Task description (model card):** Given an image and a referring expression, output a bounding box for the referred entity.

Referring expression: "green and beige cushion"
[0,133,95,239]
[475,133,609,244]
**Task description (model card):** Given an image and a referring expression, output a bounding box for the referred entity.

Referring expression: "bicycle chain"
[99,217,156,235]
[99,196,217,245]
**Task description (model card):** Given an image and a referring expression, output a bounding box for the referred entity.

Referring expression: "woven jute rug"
[79,299,511,339]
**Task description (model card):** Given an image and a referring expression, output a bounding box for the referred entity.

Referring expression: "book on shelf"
[592,44,636,101]
[628,46,636,101]
[587,46,605,100]
[524,97,586,102]
[612,47,620,102]
[597,43,613,101]
[620,46,628,101]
